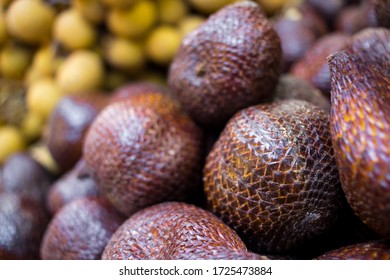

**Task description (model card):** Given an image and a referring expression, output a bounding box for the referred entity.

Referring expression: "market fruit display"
[0,0,389,260]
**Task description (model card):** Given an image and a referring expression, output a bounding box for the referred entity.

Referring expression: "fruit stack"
[0,0,389,260]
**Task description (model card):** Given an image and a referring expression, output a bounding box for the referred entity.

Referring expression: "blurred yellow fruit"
[29,142,59,174]
[256,0,290,15]
[188,0,236,14]
[104,37,144,71]
[178,15,205,36]
[0,44,32,79]
[145,25,182,65]
[102,0,137,8]
[73,0,105,24]
[0,9,7,45]
[107,0,157,38]
[0,125,26,164]
[25,45,59,84]
[27,78,64,120]
[56,50,104,94]
[20,111,44,141]
[6,0,55,45]
[54,9,97,50]
[158,0,188,24]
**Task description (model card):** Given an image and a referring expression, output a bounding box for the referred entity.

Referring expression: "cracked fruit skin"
[328,51,390,237]
[168,1,281,128]
[83,92,204,217]
[102,202,269,260]
[203,99,344,253]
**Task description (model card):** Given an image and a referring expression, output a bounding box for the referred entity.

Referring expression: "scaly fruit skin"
[168,1,281,128]
[328,51,390,237]
[316,240,390,260]
[102,202,268,260]
[204,99,343,253]
[83,93,204,217]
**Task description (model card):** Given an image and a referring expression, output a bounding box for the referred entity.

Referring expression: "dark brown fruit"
[306,0,345,23]
[168,1,281,127]
[347,27,390,71]
[316,240,390,260]
[40,197,124,260]
[335,4,377,34]
[273,74,331,112]
[47,159,100,215]
[328,51,390,237]
[83,92,204,216]
[45,93,108,172]
[0,152,54,204]
[203,99,344,253]
[0,193,49,259]
[290,32,350,96]
[102,202,268,260]
[374,0,390,27]
[273,5,327,71]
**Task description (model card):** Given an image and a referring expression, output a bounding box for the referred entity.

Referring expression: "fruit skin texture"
[203,99,343,253]
[102,202,268,260]
[83,92,204,217]
[374,0,390,27]
[40,197,124,260]
[0,193,49,259]
[316,240,390,260]
[45,94,108,172]
[168,1,281,127]
[328,51,390,237]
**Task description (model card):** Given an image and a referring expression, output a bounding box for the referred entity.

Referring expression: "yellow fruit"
[0,9,7,45]
[178,15,205,36]
[27,78,64,120]
[145,25,182,65]
[6,0,55,44]
[0,125,26,164]
[104,37,144,71]
[56,50,104,94]
[73,0,105,24]
[29,142,59,174]
[25,45,58,84]
[0,44,32,79]
[102,0,137,9]
[158,0,188,24]
[188,0,236,14]
[107,0,157,38]
[20,111,44,141]
[54,9,97,50]
[256,0,290,15]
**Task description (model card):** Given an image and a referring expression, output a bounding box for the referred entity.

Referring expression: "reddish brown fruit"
[0,193,49,259]
[316,240,390,260]
[0,152,53,204]
[47,159,100,215]
[204,99,344,253]
[83,93,204,216]
[273,74,331,112]
[45,93,108,172]
[40,197,124,260]
[168,1,281,127]
[291,32,350,96]
[335,4,376,34]
[347,27,390,71]
[328,51,390,237]
[102,202,268,260]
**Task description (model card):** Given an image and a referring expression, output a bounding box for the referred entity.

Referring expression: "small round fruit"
[256,0,289,15]
[73,0,105,24]
[145,25,182,65]
[20,111,44,141]
[54,9,97,50]
[27,78,64,120]
[188,0,236,14]
[0,44,32,79]
[178,15,205,37]
[5,0,55,44]
[0,126,25,164]
[107,0,157,38]
[102,0,136,9]
[158,0,188,24]
[56,50,104,94]
[40,197,124,260]
[104,37,144,71]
